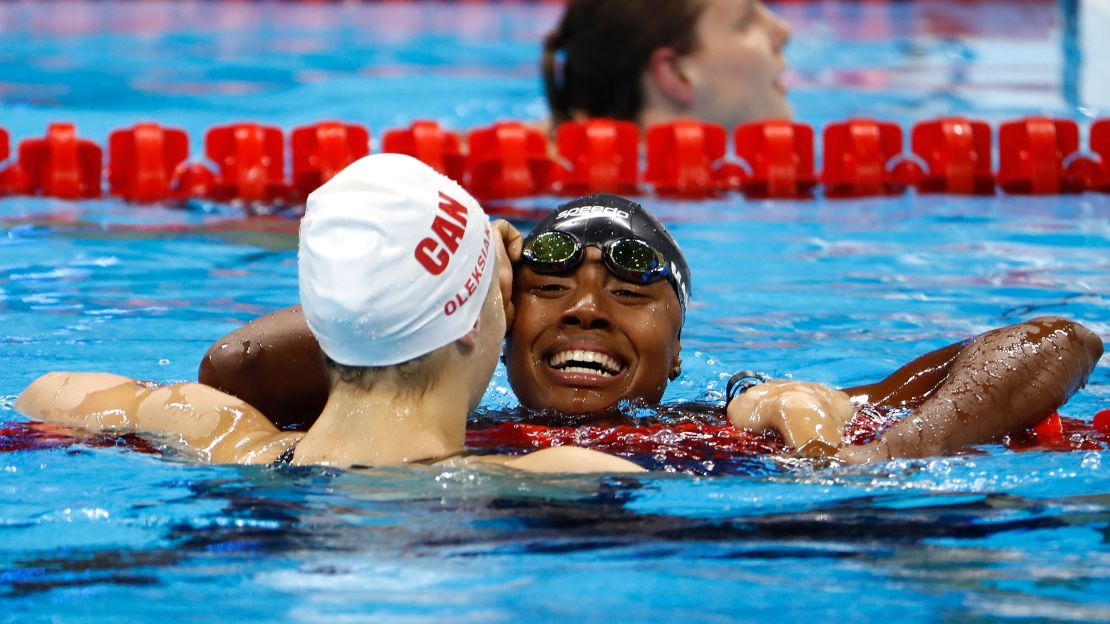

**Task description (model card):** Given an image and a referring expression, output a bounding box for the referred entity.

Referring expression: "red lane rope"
[1,116,1108,206]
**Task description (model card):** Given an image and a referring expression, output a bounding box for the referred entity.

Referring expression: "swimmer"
[199,193,1104,463]
[543,0,792,130]
[14,155,643,473]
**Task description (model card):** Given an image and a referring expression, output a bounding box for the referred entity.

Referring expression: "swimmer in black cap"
[520,193,690,309]
[504,194,689,418]
[199,193,1104,461]
[503,194,1102,458]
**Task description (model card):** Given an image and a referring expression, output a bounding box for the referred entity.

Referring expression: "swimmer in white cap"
[15,154,642,472]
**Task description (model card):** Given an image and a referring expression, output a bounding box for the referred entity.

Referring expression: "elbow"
[15,372,67,419]
[1073,322,1104,365]
[1025,317,1103,361]
[1037,316,1103,366]
[1023,317,1104,396]
[198,339,258,390]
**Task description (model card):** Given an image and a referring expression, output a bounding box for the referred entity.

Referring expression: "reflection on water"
[1,452,1107,621]
[1,0,1107,620]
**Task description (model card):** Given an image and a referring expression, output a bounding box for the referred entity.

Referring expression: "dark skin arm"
[201,310,1102,455]
[842,340,966,408]
[198,305,327,431]
[839,316,1103,462]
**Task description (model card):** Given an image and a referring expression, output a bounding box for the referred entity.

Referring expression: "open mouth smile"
[546,348,625,379]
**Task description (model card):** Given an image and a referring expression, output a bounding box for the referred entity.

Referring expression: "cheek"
[505,299,548,366]
[725,38,771,81]
[631,314,678,359]
[695,44,761,110]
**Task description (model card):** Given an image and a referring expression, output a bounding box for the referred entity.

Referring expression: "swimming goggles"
[521,230,673,285]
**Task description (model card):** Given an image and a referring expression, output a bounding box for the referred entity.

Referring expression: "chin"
[531,392,619,416]
[770,96,794,120]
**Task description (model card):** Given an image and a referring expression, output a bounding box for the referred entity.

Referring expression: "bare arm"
[198,305,329,430]
[839,316,1104,463]
[471,445,647,473]
[842,340,966,408]
[16,372,294,464]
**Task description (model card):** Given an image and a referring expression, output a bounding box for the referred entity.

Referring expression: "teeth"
[548,349,621,376]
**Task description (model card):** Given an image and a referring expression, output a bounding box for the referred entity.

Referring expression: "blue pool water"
[1,1,1109,620]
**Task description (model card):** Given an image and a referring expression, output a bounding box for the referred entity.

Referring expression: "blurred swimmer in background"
[543,0,792,130]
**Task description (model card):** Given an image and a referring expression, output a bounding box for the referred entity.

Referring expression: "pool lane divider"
[1,116,1109,205]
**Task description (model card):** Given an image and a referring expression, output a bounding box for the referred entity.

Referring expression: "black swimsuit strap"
[725,371,771,405]
[272,444,297,467]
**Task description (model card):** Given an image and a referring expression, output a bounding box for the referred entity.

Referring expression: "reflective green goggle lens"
[528,231,578,264]
[607,238,661,274]
[523,232,669,284]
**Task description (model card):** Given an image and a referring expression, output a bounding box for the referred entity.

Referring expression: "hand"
[492,219,524,263]
[727,380,854,448]
[492,219,522,331]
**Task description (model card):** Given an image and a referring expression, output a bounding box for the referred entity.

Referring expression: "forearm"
[134,383,284,462]
[842,317,1103,462]
[198,305,328,430]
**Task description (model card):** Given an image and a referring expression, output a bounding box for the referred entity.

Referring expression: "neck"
[637,77,688,130]
[638,105,684,131]
[292,378,470,467]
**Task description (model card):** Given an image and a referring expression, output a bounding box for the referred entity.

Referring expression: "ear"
[669,341,683,380]
[645,46,695,108]
[456,318,480,350]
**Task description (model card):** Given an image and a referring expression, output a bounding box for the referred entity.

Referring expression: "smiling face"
[682,0,792,128]
[505,247,684,415]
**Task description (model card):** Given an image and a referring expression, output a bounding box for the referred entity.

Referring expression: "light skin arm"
[473,445,647,473]
[15,372,294,464]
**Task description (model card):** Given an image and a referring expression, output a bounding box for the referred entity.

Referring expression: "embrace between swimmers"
[16,155,645,472]
[17,154,1104,471]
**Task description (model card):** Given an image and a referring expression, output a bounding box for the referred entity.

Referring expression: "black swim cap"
[526,194,690,311]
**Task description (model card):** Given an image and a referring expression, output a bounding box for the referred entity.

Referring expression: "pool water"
[1,1,1108,621]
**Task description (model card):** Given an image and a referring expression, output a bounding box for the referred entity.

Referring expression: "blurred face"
[505,247,683,414]
[683,0,792,127]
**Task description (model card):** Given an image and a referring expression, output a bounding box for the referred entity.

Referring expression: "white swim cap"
[299,153,494,367]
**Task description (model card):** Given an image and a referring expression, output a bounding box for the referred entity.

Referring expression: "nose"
[765,5,791,52]
[560,284,612,331]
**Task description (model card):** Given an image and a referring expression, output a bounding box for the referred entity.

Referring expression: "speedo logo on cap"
[414,191,470,275]
[557,205,630,222]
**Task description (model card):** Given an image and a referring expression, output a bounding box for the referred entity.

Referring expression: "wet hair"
[543,0,708,125]
[324,348,450,398]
